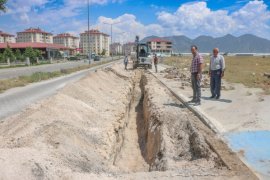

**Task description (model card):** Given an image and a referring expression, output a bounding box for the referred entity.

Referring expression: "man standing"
[124,55,128,70]
[190,45,204,105]
[209,48,225,99]
[154,54,158,73]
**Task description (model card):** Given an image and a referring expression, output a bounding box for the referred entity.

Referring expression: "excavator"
[131,36,152,69]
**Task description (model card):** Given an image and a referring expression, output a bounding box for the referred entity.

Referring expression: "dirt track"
[0,63,257,179]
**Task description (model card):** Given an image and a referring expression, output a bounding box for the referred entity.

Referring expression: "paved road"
[0,60,121,121]
[0,57,117,80]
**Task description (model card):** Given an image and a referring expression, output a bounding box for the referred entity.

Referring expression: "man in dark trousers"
[124,55,128,70]
[190,45,204,106]
[209,48,225,99]
[154,54,158,73]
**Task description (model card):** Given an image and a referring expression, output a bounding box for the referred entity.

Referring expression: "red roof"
[80,29,109,37]
[54,33,79,39]
[18,28,53,35]
[0,42,71,50]
[0,31,15,37]
[148,38,172,43]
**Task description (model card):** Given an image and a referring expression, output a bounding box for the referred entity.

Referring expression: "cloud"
[157,0,270,38]
[93,14,164,42]
[1,0,270,41]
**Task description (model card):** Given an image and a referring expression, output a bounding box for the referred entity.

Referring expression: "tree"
[0,53,4,63]
[0,0,8,12]
[24,47,36,64]
[14,49,23,61]
[34,49,42,58]
[3,45,15,62]
[101,49,106,56]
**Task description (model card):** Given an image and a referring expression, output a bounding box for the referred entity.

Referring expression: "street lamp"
[87,0,91,64]
[102,21,123,60]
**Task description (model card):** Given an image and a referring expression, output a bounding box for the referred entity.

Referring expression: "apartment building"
[16,28,53,43]
[0,31,16,43]
[80,29,110,56]
[110,43,123,55]
[53,33,79,49]
[147,38,172,55]
[122,42,136,55]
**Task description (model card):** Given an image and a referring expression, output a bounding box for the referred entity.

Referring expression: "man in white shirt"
[209,48,225,99]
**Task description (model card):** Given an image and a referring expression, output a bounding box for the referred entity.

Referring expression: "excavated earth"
[0,63,257,179]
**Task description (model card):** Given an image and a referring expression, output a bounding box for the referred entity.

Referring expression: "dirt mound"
[0,64,257,179]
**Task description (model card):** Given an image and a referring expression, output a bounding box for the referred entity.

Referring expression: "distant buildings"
[16,28,53,44]
[110,43,122,55]
[122,42,136,55]
[147,38,172,55]
[80,29,110,56]
[53,33,79,49]
[0,28,112,58]
[0,31,15,43]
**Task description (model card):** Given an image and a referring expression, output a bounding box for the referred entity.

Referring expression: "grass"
[0,60,111,93]
[163,56,270,94]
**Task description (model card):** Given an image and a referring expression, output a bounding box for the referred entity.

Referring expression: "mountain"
[141,34,270,53]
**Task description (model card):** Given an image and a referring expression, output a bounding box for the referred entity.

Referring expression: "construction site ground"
[0,62,260,179]
[154,64,270,179]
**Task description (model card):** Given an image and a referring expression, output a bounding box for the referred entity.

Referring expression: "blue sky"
[0,0,270,41]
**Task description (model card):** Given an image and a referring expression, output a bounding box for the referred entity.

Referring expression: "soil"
[0,63,257,179]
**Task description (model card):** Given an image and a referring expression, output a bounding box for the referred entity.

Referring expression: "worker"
[140,48,146,57]
[209,48,225,99]
[154,54,158,73]
[190,45,204,106]
[124,56,128,70]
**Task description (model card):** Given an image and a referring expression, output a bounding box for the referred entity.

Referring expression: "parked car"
[94,56,101,61]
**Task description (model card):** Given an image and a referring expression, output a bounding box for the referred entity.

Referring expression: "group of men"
[123,45,225,106]
[190,45,225,106]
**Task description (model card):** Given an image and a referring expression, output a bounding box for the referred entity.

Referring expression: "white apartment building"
[80,29,110,56]
[122,42,136,55]
[53,33,79,49]
[110,43,123,55]
[16,28,53,43]
[0,31,16,43]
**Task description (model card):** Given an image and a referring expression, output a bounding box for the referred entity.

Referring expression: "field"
[163,56,270,94]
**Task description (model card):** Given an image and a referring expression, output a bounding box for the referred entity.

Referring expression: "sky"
[0,0,270,42]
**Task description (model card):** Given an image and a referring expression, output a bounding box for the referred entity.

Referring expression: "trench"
[113,70,227,174]
[113,70,149,172]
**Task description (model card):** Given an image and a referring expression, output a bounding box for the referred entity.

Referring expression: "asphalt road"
[0,60,121,121]
[0,57,116,80]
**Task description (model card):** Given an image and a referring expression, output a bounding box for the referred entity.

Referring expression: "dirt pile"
[0,64,257,179]
[161,67,213,89]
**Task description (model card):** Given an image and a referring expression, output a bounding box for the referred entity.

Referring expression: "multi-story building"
[0,31,16,43]
[147,38,172,55]
[16,28,53,43]
[122,42,136,55]
[80,29,110,56]
[110,43,122,55]
[53,33,79,49]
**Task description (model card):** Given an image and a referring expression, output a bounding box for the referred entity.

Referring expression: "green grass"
[0,60,111,93]
[164,56,270,94]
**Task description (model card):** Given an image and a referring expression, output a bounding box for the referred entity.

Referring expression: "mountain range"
[141,34,270,53]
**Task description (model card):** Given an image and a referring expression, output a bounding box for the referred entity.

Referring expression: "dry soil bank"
[0,64,257,179]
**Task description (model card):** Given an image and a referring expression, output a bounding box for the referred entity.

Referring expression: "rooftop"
[80,29,109,37]
[54,33,79,39]
[0,31,15,37]
[148,38,172,43]
[0,42,71,50]
[17,28,53,35]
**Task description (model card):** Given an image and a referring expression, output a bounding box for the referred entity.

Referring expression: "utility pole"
[87,0,91,64]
